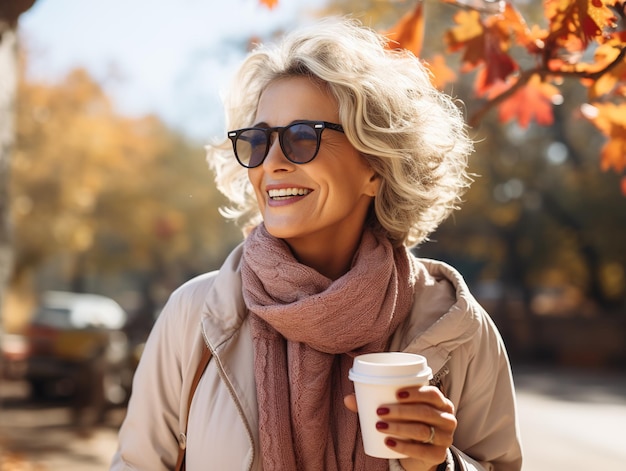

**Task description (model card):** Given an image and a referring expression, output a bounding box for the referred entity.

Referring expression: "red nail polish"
[397,391,409,399]
[376,407,390,416]
[375,421,389,430]
[385,438,397,447]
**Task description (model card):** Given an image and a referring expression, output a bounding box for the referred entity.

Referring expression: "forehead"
[255,76,339,125]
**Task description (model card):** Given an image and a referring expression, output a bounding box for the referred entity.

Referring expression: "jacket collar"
[391,258,482,376]
[201,243,247,351]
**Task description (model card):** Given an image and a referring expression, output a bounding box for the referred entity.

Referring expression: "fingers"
[376,385,457,463]
[376,415,455,447]
[396,385,455,414]
[377,402,456,433]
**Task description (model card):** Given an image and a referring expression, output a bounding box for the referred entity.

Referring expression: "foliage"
[414,0,626,194]
[11,62,240,303]
[260,0,626,320]
[268,0,626,194]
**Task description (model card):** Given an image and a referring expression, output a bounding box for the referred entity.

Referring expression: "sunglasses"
[227,120,345,168]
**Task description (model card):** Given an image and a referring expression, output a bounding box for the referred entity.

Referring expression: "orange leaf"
[621,176,626,196]
[426,54,457,89]
[445,8,518,94]
[384,2,425,57]
[490,2,535,51]
[544,0,617,49]
[446,9,485,68]
[584,102,626,172]
[497,74,560,128]
[587,41,626,98]
[259,0,278,9]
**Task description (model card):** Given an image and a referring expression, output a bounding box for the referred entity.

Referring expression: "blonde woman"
[112,18,522,471]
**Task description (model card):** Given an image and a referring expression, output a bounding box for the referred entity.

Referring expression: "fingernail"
[375,421,389,430]
[397,390,409,399]
[376,407,390,416]
[385,438,397,447]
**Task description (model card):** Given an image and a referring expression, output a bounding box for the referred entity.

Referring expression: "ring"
[423,425,435,444]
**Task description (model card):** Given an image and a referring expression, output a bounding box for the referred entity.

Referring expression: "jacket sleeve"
[110,281,204,470]
[444,310,523,471]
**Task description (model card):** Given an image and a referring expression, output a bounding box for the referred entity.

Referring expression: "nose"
[262,133,293,171]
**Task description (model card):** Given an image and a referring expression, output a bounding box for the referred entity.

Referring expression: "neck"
[285,229,365,280]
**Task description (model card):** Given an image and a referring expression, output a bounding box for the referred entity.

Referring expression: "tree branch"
[468,45,626,127]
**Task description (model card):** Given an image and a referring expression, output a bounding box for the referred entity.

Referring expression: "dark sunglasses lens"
[236,129,268,167]
[283,123,319,163]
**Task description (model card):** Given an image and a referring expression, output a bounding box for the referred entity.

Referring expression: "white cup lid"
[348,352,432,385]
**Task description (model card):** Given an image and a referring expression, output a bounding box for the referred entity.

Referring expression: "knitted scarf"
[241,224,417,471]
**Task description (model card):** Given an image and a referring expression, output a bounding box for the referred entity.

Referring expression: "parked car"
[1,332,28,380]
[24,291,134,421]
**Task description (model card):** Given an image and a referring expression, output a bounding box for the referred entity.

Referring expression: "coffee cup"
[349,352,432,459]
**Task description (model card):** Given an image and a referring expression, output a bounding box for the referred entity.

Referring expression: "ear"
[365,172,381,198]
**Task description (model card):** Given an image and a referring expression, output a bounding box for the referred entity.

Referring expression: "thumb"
[343,393,358,413]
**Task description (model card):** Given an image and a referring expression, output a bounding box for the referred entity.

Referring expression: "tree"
[0,0,37,361]
[260,1,626,361]
[266,0,626,191]
[8,64,240,330]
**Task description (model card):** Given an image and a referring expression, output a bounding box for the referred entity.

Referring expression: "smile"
[268,188,311,200]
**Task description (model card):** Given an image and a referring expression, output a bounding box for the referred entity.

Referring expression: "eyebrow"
[250,119,316,128]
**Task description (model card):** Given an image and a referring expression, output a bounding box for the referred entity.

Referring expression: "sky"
[18,0,326,141]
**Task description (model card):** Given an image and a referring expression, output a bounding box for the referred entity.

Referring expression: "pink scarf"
[241,224,417,471]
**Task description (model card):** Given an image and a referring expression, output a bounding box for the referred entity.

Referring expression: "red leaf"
[445,8,519,95]
[476,31,518,95]
[497,74,560,128]
[385,2,425,57]
[544,0,617,49]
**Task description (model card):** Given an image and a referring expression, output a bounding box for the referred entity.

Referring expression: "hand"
[344,385,457,471]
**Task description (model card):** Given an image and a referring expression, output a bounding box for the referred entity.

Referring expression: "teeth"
[268,188,311,199]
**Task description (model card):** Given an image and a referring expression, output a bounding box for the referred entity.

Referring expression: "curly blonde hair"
[206,17,473,247]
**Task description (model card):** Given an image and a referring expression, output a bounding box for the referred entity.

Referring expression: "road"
[1,365,625,470]
[514,366,626,470]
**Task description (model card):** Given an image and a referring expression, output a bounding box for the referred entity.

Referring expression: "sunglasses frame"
[227,120,345,168]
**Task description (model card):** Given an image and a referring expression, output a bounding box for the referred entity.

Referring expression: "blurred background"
[1,0,625,469]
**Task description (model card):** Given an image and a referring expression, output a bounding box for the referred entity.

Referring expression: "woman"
[111,18,522,471]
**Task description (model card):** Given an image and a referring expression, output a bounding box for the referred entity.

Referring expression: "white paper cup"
[349,352,432,459]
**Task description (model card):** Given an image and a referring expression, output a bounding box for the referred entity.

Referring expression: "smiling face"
[248,76,380,277]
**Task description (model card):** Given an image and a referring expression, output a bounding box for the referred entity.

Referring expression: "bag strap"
[175,341,212,471]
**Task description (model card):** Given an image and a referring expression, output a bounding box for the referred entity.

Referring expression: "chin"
[262,220,303,240]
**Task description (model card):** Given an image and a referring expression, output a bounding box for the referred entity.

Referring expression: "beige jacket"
[111,245,522,470]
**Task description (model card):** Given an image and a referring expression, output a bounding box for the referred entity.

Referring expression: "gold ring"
[423,425,435,444]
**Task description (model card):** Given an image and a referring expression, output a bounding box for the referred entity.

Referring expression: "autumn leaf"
[426,54,457,89]
[587,41,626,98]
[259,0,278,9]
[583,102,626,173]
[385,2,425,57]
[446,9,485,68]
[544,0,617,49]
[445,8,519,95]
[496,74,560,128]
[491,2,536,52]
[476,30,518,95]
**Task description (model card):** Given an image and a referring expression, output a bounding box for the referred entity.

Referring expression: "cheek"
[248,170,265,204]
